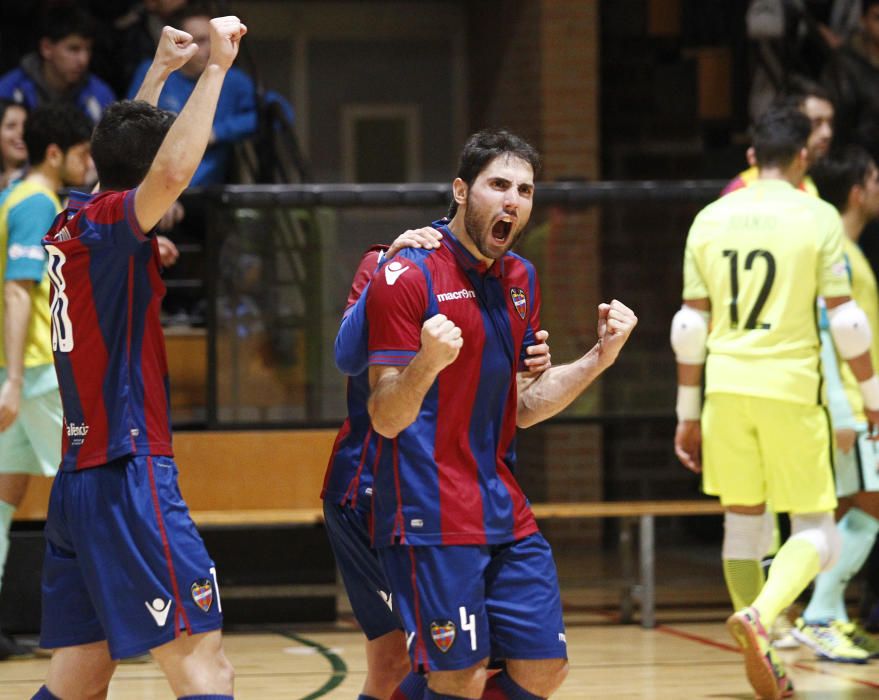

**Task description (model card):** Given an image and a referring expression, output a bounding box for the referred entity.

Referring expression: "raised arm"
[517,300,637,428]
[134,17,246,232]
[133,26,199,106]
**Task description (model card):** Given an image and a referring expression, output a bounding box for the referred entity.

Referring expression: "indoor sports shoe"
[834,620,879,658]
[791,618,869,663]
[727,607,794,700]
[770,611,800,650]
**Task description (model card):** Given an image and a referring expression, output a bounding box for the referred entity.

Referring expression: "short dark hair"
[41,4,96,43]
[449,129,541,217]
[24,103,92,166]
[0,98,26,124]
[752,105,811,169]
[777,75,833,110]
[811,146,876,212]
[91,101,175,191]
[863,0,879,16]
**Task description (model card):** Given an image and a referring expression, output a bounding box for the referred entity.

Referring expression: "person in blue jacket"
[0,5,115,126]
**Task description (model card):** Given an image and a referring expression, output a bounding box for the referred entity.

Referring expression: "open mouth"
[491,219,513,243]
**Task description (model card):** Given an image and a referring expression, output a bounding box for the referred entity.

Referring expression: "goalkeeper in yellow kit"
[673,104,879,700]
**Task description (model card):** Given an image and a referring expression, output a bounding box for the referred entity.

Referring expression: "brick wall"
[467,1,603,545]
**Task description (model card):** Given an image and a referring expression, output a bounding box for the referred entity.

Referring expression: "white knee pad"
[670,305,709,364]
[828,300,872,359]
[790,512,841,572]
[722,511,766,560]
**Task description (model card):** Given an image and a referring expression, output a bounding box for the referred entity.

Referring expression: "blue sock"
[358,696,380,700]
[394,672,427,699]
[31,687,61,700]
[803,508,879,624]
[483,670,545,700]
[178,696,234,699]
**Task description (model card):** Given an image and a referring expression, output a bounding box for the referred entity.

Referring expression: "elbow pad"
[670,305,709,364]
[828,300,872,359]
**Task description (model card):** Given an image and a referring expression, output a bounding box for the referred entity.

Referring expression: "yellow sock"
[723,559,765,611]
[753,538,820,626]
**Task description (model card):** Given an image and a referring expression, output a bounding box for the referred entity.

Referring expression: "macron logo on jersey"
[384,261,410,285]
[436,288,476,302]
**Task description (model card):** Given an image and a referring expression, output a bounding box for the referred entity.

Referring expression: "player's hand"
[386,227,443,260]
[674,420,702,473]
[0,379,22,432]
[596,299,637,368]
[420,314,463,371]
[208,16,247,71]
[156,235,180,267]
[836,427,857,453]
[524,329,551,374]
[154,26,199,74]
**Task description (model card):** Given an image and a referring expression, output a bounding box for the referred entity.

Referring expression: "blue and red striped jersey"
[321,246,387,508]
[42,189,172,471]
[366,222,542,547]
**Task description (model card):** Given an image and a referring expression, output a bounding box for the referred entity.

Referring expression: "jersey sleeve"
[335,248,387,375]
[817,212,852,298]
[366,257,428,366]
[682,234,709,300]
[85,189,151,251]
[5,193,56,281]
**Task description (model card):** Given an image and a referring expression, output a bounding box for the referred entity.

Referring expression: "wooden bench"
[187,499,725,629]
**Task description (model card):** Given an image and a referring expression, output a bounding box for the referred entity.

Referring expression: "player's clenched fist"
[596,299,637,368]
[420,314,463,371]
[155,25,198,73]
[208,16,248,70]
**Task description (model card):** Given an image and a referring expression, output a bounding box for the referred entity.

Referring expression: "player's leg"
[36,473,116,697]
[482,533,568,699]
[0,388,62,660]
[378,544,492,699]
[150,629,233,697]
[0,471,30,659]
[36,641,117,700]
[701,394,769,612]
[322,500,412,699]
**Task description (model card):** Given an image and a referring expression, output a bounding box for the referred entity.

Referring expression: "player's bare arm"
[826,294,879,436]
[134,26,199,105]
[135,16,247,232]
[368,314,463,438]
[671,297,708,473]
[517,300,637,429]
[0,279,33,431]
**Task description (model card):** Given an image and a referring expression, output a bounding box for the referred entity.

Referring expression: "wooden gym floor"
[3,545,879,697]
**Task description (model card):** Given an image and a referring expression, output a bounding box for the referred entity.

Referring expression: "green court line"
[282,630,348,699]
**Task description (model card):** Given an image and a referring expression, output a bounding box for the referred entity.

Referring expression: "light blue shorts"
[0,366,61,476]
[835,426,879,497]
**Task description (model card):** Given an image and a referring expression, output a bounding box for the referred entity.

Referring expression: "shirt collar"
[67,189,93,212]
[433,219,504,278]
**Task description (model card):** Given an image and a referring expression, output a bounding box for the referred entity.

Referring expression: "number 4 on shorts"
[459,606,476,651]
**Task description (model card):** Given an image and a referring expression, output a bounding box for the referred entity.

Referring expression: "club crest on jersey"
[430,620,456,652]
[510,287,527,319]
[191,578,213,612]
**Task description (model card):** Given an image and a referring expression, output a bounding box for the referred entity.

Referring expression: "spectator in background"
[0,101,27,190]
[127,2,256,187]
[94,0,189,99]
[0,5,115,126]
[824,0,879,160]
